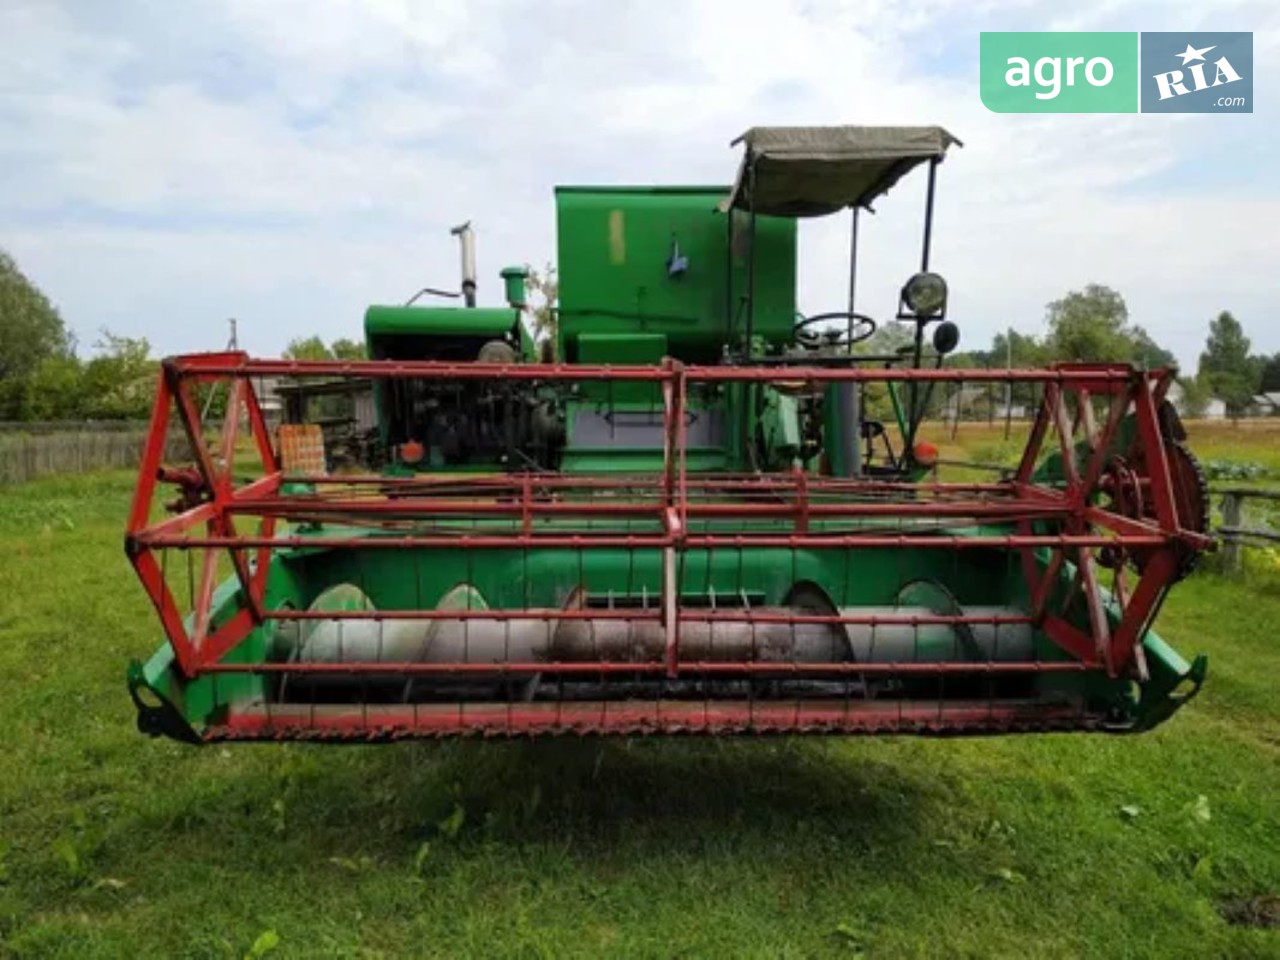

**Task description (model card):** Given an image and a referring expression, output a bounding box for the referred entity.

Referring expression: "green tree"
[1258,352,1280,393]
[1198,310,1258,419]
[1129,325,1177,369]
[1042,284,1178,370]
[1045,284,1132,362]
[82,331,157,420]
[283,336,334,361]
[1175,374,1213,418]
[854,323,915,358]
[330,338,365,360]
[526,264,558,349]
[0,249,74,418]
[21,355,86,420]
[987,329,1050,368]
[982,329,1050,411]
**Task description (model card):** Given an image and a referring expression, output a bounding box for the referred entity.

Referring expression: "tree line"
[0,249,370,422]
[0,245,1268,422]
[860,283,1262,419]
[0,250,158,421]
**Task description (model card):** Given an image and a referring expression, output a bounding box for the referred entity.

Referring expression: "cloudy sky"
[2,0,1277,368]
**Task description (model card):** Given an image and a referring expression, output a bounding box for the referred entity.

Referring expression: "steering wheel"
[794,311,877,348]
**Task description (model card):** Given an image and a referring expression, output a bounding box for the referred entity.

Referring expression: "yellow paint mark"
[608,209,626,264]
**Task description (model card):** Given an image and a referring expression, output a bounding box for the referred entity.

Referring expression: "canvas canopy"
[720,126,961,218]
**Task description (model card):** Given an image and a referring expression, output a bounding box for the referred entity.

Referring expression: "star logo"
[1140,32,1252,113]
[1175,43,1215,65]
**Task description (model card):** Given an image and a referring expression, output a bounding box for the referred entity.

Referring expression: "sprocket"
[1099,438,1208,582]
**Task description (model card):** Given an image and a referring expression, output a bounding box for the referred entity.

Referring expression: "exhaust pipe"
[450,221,477,307]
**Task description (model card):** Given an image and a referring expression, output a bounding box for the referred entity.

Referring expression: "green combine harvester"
[125,126,1212,742]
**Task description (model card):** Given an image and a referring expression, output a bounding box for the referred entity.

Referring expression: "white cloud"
[1,0,1278,368]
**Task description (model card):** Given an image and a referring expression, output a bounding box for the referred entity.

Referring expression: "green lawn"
[0,469,1277,959]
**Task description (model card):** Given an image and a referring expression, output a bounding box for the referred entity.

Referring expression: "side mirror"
[932,321,960,356]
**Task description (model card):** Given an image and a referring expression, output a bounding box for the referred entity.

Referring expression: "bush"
[1202,459,1268,482]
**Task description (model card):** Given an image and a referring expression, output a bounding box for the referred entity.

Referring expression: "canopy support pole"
[907,156,940,460]
[743,158,759,470]
[847,206,860,344]
[745,157,758,353]
[920,156,939,272]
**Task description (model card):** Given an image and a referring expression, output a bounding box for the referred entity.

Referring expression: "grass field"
[1,426,1278,958]
[930,416,1280,476]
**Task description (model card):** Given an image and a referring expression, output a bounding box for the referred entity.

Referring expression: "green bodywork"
[364,305,531,359]
[555,187,796,363]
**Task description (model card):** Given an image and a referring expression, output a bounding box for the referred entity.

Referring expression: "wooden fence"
[0,425,189,486]
[1215,487,1280,573]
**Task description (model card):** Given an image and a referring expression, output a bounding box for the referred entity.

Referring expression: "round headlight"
[902,272,948,317]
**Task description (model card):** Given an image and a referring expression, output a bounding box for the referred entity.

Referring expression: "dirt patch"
[1220,894,1280,928]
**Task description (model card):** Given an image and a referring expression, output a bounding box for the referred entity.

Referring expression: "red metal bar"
[660,359,678,514]
[140,532,676,549]
[249,511,278,609]
[683,533,1165,549]
[126,372,173,535]
[270,607,664,622]
[198,605,258,668]
[216,378,244,497]
[166,373,258,630]
[1040,614,1097,665]
[676,365,690,536]
[168,370,221,493]
[128,548,199,677]
[164,353,1148,385]
[1047,382,1081,496]
[1014,392,1051,486]
[1080,392,1130,493]
[129,473,281,543]
[1046,379,1114,668]
[287,473,1019,495]
[1106,549,1177,677]
[134,532,1170,550]
[1131,375,1179,530]
[1086,510,1212,551]
[211,379,260,621]
[1029,549,1066,621]
[1076,546,1112,666]
[222,497,1077,521]
[190,546,219,648]
[242,371,281,475]
[126,369,287,672]
[794,467,810,534]
[520,472,533,537]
